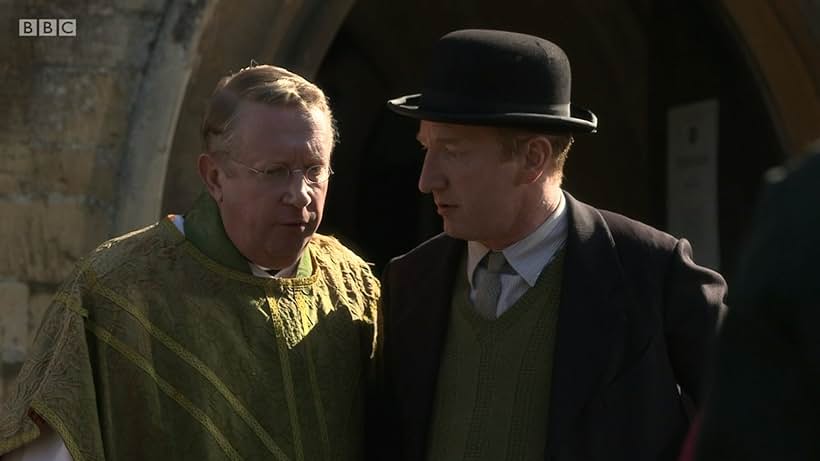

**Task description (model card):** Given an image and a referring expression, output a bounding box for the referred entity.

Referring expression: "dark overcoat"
[372,192,727,461]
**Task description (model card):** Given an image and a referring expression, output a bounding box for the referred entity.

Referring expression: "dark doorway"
[649,0,784,281]
[316,0,784,280]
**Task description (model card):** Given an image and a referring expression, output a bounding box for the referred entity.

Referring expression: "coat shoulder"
[597,209,679,254]
[387,233,458,269]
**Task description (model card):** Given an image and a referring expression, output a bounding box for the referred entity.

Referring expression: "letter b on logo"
[39,19,57,36]
[19,19,36,36]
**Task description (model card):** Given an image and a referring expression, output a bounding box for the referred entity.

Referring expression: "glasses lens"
[263,165,290,181]
[306,165,331,184]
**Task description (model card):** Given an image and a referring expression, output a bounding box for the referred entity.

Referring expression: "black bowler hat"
[387,29,597,133]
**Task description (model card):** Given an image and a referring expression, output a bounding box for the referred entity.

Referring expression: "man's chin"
[442,221,466,240]
[266,239,310,267]
[443,221,490,243]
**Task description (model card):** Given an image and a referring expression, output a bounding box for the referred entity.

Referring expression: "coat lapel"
[391,235,464,460]
[546,192,630,455]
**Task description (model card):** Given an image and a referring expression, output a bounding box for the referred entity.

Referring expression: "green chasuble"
[427,251,564,461]
[0,194,380,461]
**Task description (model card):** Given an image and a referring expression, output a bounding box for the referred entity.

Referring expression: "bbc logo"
[19,19,77,37]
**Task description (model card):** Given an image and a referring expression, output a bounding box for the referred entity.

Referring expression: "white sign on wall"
[666,99,720,270]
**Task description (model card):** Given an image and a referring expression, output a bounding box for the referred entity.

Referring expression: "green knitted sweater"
[427,250,564,461]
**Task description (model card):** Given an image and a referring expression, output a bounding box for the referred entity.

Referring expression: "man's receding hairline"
[229,102,335,157]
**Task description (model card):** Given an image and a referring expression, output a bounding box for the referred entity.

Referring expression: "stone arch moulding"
[717,0,820,157]
[114,0,356,235]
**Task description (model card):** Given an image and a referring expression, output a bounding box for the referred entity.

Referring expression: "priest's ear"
[198,152,229,203]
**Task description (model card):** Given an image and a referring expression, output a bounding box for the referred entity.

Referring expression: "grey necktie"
[474,251,508,319]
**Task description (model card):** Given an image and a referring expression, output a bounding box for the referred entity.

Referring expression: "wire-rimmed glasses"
[221,153,334,186]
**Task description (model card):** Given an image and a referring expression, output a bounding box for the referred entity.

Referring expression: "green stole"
[427,250,565,461]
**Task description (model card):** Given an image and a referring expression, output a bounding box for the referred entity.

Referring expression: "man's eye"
[263,166,289,178]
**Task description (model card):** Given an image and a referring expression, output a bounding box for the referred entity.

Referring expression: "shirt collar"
[467,191,568,288]
[249,261,298,278]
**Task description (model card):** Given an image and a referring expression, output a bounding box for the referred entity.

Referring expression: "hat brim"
[387,93,597,133]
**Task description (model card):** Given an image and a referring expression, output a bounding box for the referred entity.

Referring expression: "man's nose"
[418,152,445,193]
[282,171,312,208]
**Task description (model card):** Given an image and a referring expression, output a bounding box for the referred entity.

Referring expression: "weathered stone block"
[0,281,30,365]
[12,0,168,15]
[0,143,34,195]
[0,175,20,196]
[0,198,112,283]
[29,67,136,149]
[113,0,168,14]
[28,292,54,339]
[30,145,100,196]
[30,12,159,69]
[0,97,33,146]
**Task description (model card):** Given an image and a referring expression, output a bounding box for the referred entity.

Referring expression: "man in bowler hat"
[372,29,727,460]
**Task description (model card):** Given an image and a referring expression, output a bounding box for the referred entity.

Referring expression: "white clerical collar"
[467,191,568,288]
[248,261,298,279]
[170,214,299,278]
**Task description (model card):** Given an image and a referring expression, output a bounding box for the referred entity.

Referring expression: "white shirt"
[467,191,568,318]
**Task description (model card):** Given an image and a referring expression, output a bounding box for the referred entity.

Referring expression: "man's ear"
[198,153,225,202]
[519,136,553,184]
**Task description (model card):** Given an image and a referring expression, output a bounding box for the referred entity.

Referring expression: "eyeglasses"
[221,153,334,186]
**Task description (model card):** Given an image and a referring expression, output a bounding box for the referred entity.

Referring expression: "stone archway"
[717,0,820,155]
[113,0,217,235]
